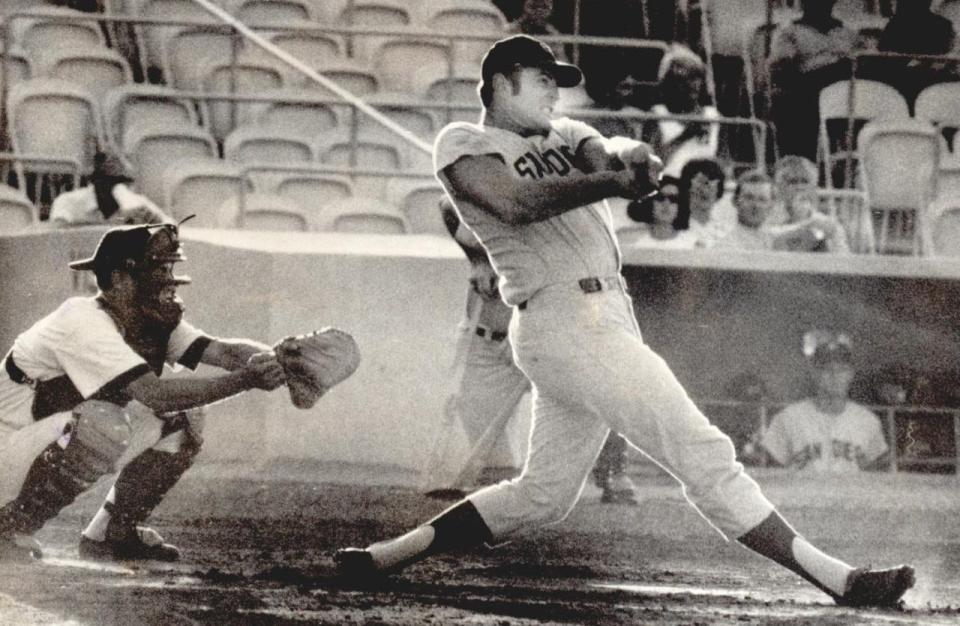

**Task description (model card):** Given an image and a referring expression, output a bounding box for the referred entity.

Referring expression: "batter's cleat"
[334,548,381,579]
[834,565,916,608]
[600,473,640,505]
[0,533,43,562]
[79,526,181,562]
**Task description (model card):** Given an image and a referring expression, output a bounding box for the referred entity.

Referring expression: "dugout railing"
[698,398,960,474]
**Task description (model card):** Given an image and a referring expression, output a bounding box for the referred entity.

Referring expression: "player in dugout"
[335,35,915,609]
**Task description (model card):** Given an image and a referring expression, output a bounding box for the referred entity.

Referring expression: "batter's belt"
[516,276,625,312]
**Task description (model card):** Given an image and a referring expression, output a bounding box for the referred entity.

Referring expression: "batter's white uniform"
[761,400,888,472]
[435,117,775,540]
[0,297,208,474]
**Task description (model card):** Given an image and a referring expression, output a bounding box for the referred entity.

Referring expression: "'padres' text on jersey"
[434,118,621,306]
[761,399,888,472]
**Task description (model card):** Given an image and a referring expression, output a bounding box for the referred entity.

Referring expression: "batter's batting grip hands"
[242,352,286,391]
[614,143,663,201]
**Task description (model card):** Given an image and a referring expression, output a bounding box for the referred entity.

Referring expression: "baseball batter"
[0,221,285,562]
[336,35,914,607]
[762,333,889,472]
[432,198,639,503]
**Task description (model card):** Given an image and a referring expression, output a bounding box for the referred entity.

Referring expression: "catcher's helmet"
[69,216,194,285]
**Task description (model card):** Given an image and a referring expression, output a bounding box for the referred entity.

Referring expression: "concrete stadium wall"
[3,228,960,482]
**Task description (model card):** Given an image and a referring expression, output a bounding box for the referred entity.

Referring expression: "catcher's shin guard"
[105,441,198,535]
[0,401,130,537]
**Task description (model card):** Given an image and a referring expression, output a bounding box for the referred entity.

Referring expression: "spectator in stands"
[644,45,720,178]
[49,152,171,227]
[767,155,850,253]
[678,158,732,247]
[768,0,859,160]
[758,331,889,472]
[620,176,698,248]
[582,67,648,139]
[713,170,776,250]
[877,0,958,102]
[506,0,567,60]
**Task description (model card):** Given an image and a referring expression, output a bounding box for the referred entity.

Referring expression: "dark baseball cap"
[69,221,191,285]
[480,35,582,91]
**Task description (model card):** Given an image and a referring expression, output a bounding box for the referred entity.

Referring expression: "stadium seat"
[316,194,410,234]
[0,183,37,230]
[423,61,481,103]
[317,124,411,196]
[385,177,447,235]
[355,96,437,171]
[257,97,339,136]
[162,157,247,224]
[11,6,106,58]
[39,48,133,103]
[216,192,311,230]
[372,38,453,97]
[103,84,200,155]
[858,119,939,255]
[914,82,960,154]
[229,0,315,24]
[818,80,910,187]
[931,202,960,257]
[139,0,216,72]
[7,78,103,176]
[0,48,31,98]
[223,123,317,163]
[260,26,344,76]
[299,58,379,100]
[124,125,219,205]
[706,0,798,57]
[273,173,353,215]
[202,60,286,142]
[423,1,506,66]
[336,0,415,61]
[162,26,236,90]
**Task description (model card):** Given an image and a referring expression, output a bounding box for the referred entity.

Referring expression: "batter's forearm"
[509,171,624,224]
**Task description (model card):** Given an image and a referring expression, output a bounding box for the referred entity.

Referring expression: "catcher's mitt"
[274,328,361,409]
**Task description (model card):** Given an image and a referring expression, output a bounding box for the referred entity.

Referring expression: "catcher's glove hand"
[274,328,361,409]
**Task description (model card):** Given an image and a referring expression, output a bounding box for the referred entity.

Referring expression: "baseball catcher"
[0,218,355,563]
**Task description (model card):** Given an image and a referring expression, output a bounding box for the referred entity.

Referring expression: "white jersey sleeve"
[165,320,212,371]
[53,302,149,398]
[434,123,500,173]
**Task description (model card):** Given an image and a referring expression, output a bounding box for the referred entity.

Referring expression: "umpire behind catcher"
[336,34,914,609]
[0,220,285,562]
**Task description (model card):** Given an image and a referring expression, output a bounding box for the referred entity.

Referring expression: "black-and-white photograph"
[1,0,958,623]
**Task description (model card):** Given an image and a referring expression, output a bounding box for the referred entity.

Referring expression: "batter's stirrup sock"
[737,511,838,598]
[0,442,92,537]
[427,501,494,555]
[106,448,195,536]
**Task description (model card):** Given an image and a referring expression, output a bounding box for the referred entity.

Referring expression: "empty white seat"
[104,84,200,155]
[224,123,318,163]
[0,183,37,230]
[163,157,247,225]
[125,125,219,205]
[217,192,311,230]
[316,194,409,233]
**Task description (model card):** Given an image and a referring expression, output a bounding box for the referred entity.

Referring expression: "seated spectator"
[49,152,171,227]
[581,67,648,139]
[643,45,719,178]
[620,176,698,248]
[759,331,889,472]
[506,0,566,59]
[679,158,731,247]
[768,0,859,160]
[767,155,850,253]
[876,0,958,102]
[713,170,776,250]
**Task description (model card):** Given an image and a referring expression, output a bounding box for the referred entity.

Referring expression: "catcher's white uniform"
[435,117,775,540]
[762,400,888,472]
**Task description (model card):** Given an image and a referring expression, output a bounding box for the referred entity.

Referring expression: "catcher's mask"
[70,215,194,286]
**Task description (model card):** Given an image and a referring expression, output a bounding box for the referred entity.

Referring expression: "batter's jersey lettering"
[434,118,622,306]
[761,399,888,472]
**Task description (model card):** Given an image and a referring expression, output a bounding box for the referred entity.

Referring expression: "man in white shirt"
[49,152,170,226]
